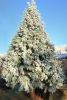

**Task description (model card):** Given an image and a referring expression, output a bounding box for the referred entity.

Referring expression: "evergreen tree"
[2,0,63,93]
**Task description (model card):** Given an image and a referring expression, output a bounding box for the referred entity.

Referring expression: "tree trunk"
[45,91,50,100]
[29,89,44,100]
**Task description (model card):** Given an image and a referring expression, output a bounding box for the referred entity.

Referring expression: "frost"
[1,0,63,93]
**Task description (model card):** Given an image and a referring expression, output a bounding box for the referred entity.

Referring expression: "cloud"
[55,44,67,54]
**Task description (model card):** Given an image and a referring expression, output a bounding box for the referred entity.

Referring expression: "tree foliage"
[1,0,63,93]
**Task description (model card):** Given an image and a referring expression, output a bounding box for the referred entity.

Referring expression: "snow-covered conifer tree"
[2,0,63,93]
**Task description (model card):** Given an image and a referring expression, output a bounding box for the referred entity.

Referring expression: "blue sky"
[0,0,67,53]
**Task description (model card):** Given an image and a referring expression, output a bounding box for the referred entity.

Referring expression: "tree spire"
[31,0,35,4]
[31,0,35,3]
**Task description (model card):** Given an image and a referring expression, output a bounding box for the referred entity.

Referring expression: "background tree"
[2,0,63,95]
[0,55,5,74]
